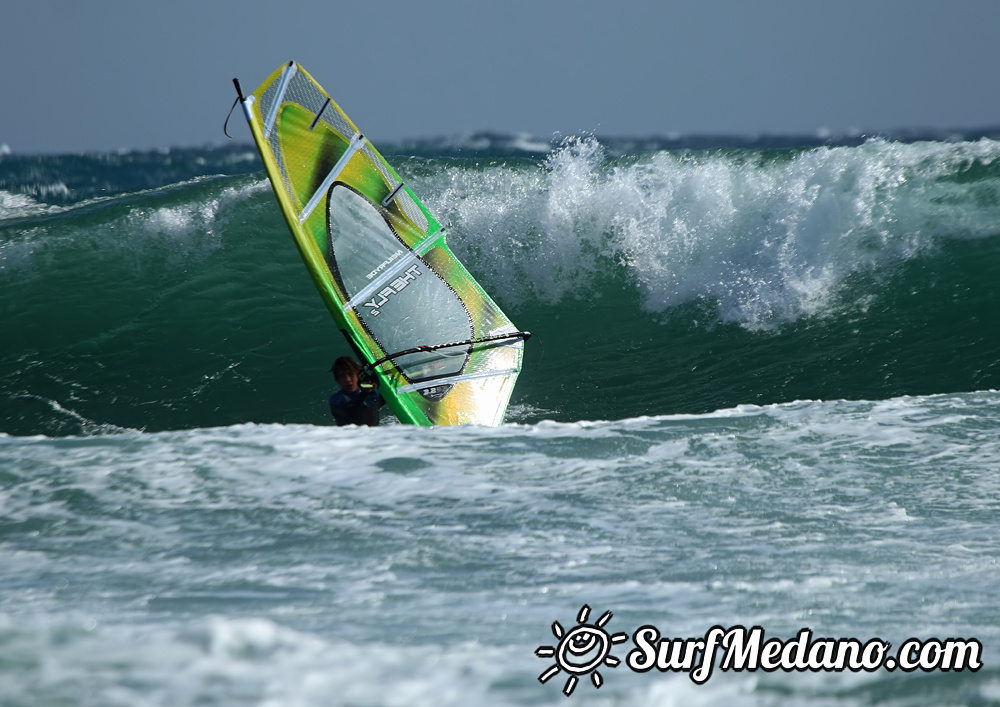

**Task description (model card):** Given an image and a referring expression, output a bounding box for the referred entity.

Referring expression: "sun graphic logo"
[535,604,629,696]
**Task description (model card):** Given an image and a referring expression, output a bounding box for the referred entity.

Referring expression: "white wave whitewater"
[2,391,998,705]
[5,137,1000,335]
[423,136,1000,330]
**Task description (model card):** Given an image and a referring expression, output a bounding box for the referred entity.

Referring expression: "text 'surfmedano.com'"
[535,606,983,697]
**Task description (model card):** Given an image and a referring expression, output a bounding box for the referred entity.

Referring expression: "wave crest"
[421,136,1000,329]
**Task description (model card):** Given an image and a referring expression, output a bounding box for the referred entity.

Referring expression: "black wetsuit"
[329,387,384,427]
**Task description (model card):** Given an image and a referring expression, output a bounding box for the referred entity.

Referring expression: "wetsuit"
[329,386,384,427]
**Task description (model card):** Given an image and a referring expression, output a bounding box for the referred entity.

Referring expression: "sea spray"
[421,136,1000,329]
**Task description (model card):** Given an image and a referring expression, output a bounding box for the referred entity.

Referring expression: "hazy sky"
[4,0,999,154]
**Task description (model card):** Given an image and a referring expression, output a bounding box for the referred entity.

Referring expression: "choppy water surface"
[2,136,1000,704]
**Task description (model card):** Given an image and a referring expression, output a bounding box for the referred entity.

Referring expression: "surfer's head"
[331,356,362,393]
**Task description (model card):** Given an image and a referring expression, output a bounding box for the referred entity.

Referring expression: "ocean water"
[2,132,1000,705]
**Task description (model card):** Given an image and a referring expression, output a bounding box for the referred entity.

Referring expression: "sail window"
[326,186,473,382]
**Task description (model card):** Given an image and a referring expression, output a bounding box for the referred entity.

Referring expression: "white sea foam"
[1,391,999,704]
[0,177,269,277]
[0,615,512,707]
[421,136,1000,329]
[132,178,268,241]
[0,188,63,220]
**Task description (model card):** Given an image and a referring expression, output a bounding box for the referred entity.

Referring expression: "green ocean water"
[3,137,1000,434]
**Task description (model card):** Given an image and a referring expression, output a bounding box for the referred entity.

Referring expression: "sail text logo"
[363,264,422,316]
[366,249,403,280]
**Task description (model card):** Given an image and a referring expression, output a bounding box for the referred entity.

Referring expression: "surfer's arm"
[358,381,384,408]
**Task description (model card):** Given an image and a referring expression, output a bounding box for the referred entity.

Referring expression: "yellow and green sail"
[236,62,527,426]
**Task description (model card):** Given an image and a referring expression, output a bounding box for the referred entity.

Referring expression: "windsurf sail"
[234,62,528,426]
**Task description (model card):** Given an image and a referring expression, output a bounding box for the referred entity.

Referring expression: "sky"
[3,0,1000,154]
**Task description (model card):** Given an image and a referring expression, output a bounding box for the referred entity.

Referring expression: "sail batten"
[341,228,443,312]
[342,251,419,313]
[263,62,297,138]
[298,132,365,223]
[396,368,521,394]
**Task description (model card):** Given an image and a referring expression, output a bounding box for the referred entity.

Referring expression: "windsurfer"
[329,356,384,427]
